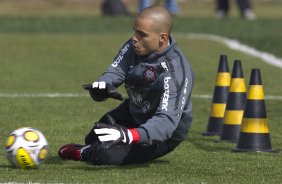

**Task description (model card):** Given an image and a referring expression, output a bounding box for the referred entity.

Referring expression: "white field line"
[0,93,88,98]
[0,93,282,100]
[181,33,282,69]
[1,34,282,100]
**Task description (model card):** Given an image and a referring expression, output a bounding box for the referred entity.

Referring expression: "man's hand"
[82,81,123,102]
[94,122,140,149]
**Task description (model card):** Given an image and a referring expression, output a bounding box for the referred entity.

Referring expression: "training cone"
[232,69,276,152]
[218,60,246,142]
[202,55,231,136]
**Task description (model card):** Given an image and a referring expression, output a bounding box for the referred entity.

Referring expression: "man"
[139,0,179,15]
[216,0,257,20]
[58,5,194,165]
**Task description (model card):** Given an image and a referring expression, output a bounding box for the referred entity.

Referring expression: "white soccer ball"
[5,127,48,169]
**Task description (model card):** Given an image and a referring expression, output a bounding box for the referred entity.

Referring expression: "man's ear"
[159,33,169,44]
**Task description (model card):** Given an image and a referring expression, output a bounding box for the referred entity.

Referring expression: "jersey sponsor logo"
[111,44,129,67]
[143,66,157,81]
[162,77,171,111]
[181,78,189,110]
[160,62,169,72]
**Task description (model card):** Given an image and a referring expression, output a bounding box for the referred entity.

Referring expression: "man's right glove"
[94,122,140,149]
[82,81,123,102]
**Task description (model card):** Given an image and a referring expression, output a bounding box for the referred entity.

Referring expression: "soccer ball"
[5,127,48,169]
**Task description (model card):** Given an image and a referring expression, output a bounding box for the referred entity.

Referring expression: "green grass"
[0,12,282,184]
[0,16,281,58]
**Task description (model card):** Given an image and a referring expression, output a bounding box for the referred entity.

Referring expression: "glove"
[82,81,123,102]
[94,122,140,149]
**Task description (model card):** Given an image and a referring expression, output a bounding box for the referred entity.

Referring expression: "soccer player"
[58,5,194,165]
[215,0,257,20]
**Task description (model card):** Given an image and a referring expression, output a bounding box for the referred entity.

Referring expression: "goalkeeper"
[58,5,194,165]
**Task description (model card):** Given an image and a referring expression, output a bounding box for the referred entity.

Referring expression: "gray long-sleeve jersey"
[98,37,194,145]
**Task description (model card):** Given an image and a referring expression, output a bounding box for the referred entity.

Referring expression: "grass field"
[0,1,282,183]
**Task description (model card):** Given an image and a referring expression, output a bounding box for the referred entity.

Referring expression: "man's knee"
[81,142,131,165]
[84,123,98,145]
[84,114,113,145]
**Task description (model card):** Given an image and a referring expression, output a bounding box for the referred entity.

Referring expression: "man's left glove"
[82,81,123,102]
[94,122,140,149]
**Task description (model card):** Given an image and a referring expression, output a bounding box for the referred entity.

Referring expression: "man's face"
[131,17,160,56]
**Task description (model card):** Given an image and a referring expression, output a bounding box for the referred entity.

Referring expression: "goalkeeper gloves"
[82,81,123,102]
[94,122,140,149]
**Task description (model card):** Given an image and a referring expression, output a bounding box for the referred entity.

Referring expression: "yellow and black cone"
[232,69,276,152]
[218,60,246,142]
[202,55,231,136]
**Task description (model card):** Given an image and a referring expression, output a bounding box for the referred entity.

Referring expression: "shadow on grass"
[45,156,64,165]
[0,164,13,169]
[188,131,234,152]
[73,159,170,171]
[189,131,282,154]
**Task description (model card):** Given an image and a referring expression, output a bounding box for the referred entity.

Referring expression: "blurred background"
[0,0,281,18]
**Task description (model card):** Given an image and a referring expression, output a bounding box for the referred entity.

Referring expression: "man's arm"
[84,40,132,102]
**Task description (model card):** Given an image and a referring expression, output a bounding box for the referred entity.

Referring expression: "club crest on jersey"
[143,66,157,81]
